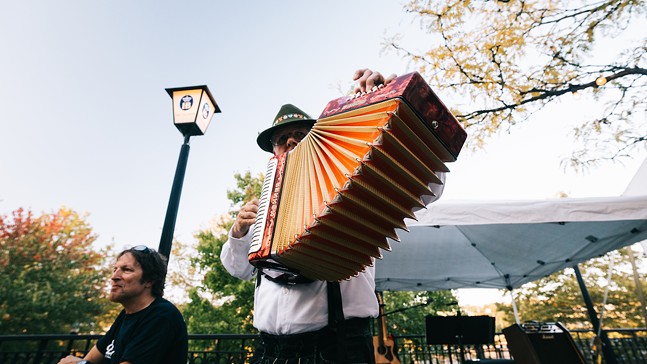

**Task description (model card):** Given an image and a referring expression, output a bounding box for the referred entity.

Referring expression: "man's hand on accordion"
[232,198,259,239]
[352,68,397,94]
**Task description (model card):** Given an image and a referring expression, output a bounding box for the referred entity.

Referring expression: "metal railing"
[568,328,647,364]
[1,328,645,364]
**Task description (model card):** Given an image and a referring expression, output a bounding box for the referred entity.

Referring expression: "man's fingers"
[232,202,258,238]
[352,69,372,93]
[241,200,259,213]
[352,68,369,81]
[352,69,397,93]
[237,203,258,221]
[365,73,385,90]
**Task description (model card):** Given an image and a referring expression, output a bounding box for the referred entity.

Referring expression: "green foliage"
[226,171,265,219]
[495,248,647,329]
[0,207,114,334]
[182,172,264,334]
[390,0,647,168]
[185,228,256,334]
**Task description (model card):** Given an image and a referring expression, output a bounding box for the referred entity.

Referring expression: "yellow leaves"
[542,67,562,84]
[394,0,646,170]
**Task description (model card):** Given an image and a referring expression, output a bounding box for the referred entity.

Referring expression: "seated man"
[58,245,188,364]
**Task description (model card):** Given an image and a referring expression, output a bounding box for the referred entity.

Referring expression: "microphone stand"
[456,309,466,364]
[382,299,458,317]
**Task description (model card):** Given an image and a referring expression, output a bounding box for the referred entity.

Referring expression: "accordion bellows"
[249,72,466,281]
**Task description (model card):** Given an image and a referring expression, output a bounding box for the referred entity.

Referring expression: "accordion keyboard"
[249,157,278,254]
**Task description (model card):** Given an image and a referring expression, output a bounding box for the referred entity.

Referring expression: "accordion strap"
[327,281,344,326]
[255,267,314,286]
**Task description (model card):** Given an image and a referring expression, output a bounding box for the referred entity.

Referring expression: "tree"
[181,172,262,335]
[0,207,115,334]
[388,0,646,169]
[495,248,647,329]
[183,226,257,334]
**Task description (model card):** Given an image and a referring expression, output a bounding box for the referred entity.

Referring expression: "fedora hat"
[256,104,316,153]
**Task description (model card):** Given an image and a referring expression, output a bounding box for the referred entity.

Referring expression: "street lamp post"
[159,85,220,260]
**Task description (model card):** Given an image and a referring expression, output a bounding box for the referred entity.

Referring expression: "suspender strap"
[327,281,348,364]
[327,281,344,326]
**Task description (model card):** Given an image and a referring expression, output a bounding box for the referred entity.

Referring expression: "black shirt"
[96,297,188,364]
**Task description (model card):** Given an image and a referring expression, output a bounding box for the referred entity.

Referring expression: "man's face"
[271,124,311,155]
[109,252,150,304]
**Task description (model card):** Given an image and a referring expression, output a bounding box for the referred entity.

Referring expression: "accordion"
[248,72,466,281]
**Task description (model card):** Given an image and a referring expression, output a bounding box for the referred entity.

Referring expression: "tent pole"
[625,246,647,327]
[508,290,520,325]
[573,265,619,364]
[597,254,615,333]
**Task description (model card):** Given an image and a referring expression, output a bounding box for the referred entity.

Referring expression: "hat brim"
[256,118,317,153]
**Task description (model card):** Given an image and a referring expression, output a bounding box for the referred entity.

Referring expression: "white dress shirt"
[220,229,379,335]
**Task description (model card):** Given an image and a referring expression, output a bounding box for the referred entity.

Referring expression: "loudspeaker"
[502,322,585,364]
[426,315,495,345]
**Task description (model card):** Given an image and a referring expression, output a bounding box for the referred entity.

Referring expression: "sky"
[2,1,645,307]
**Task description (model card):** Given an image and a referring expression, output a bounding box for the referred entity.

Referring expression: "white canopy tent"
[375,195,647,292]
